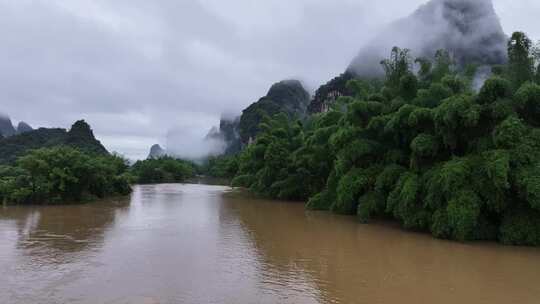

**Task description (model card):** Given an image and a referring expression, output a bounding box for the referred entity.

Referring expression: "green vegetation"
[0,120,131,205]
[200,155,239,179]
[0,146,131,205]
[230,32,540,246]
[130,157,196,184]
[0,148,200,204]
[0,118,214,203]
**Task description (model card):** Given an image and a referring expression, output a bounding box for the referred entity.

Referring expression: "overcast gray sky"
[0,0,538,159]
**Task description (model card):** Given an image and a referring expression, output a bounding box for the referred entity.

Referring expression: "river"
[1,184,539,304]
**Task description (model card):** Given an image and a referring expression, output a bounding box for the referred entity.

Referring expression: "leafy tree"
[507,32,535,89]
[130,157,195,184]
[399,73,419,101]
[477,76,512,104]
[202,155,239,179]
[1,147,131,204]
[432,49,455,82]
[415,57,433,86]
[513,82,540,126]
[380,47,412,90]
[532,41,540,84]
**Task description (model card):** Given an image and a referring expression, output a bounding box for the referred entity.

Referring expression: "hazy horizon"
[1,0,539,159]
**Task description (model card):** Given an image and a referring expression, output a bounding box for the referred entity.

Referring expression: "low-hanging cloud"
[165,126,226,160]
[348,0,507,77]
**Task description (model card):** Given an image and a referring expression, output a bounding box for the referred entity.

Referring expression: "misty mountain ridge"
[265,80,311,117]
[148,144,166,159]
[0,120,108,164]
[308,72,356,114]
[144,0,513,159]
[168,79,311,160]
[0,115,16,137]
[204,116,242,155]
[16,121,33,134]
[0,114,33,138]
[348,0,507,77]
[264,0,509,120]
[306,0,508,115]
[146,0,513,159]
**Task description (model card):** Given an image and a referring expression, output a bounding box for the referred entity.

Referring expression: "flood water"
[1,184,540,304]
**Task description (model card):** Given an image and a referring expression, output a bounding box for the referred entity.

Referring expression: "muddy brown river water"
[1,184,539,304]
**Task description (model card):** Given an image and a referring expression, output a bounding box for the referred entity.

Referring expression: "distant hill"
[0,114,34,138]
[238,80,310,143]
[307,72,355,114]
[0,120,108,164]
[16,121,33,134]
[0,115,16,137]
[219,117,242,155]
[64,120,108,155]
[204,80,310,152]
[147,144,166,159]
[203,116,242,156]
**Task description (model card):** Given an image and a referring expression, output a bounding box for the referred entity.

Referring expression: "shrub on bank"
[0,146,131,204]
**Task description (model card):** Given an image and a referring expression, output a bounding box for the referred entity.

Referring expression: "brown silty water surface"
[0,184,539,303]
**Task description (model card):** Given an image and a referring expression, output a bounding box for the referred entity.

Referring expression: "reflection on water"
[1,184,539,304]
[1,199,130,260]
[0,197,130,303]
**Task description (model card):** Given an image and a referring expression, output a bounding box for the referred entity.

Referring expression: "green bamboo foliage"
[231,32,540,246]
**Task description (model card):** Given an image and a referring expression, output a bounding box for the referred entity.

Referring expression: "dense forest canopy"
[224,31,540,246]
